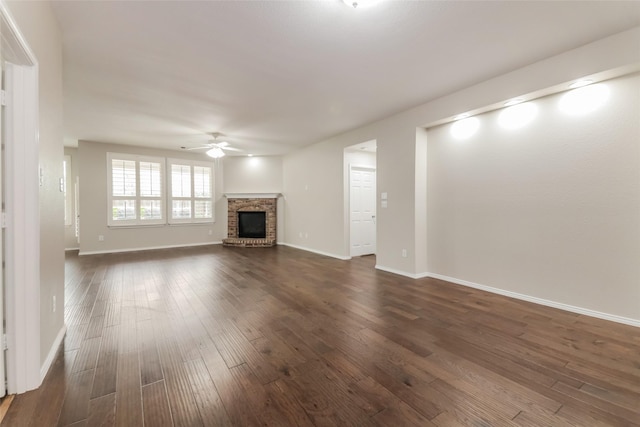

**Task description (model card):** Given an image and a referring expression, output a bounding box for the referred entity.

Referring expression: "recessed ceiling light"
[559,84,609,115]
[450,117,480,140]
[342,0,383,8]
[569,79,593,89]
[498,102,538,130]
[248,154,253,157]
[504,98,525,107]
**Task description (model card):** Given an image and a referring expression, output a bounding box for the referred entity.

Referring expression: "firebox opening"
[238,211,266,238]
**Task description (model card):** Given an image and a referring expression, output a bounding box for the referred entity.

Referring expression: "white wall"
[427,73,640,321]
[5,0,65,366]
[77,141,226,254]
[282,27,640,323]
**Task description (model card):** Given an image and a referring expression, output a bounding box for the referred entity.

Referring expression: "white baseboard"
[280,243,351,261]
[375,264,421,278]
[65,247,79,251]
[40,324,67,381]
[427,272,640,328]
[78,241,222,256]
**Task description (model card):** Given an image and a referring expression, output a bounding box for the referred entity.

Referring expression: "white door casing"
[1,2,42,394]
[0,63,5,400]
[350,165,376,257]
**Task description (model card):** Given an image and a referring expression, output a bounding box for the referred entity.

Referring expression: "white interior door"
[350,166,376,257]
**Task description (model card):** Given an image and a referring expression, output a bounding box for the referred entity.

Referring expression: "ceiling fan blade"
[222,146,242,152]
[181,146,208,151]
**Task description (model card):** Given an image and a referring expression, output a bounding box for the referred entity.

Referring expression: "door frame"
[349,164,376,257]
[1,2,42,394]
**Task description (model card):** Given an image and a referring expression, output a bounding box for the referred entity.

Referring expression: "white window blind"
[194,166,212,219]
[107,153,165,226]
[168,159,214,224]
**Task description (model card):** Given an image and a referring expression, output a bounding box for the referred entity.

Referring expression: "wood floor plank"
[71,336,101,373]
[154,326,204,427]
[136,319,164,386]
[5,246,640,426]
[57,369,95,426]
[184,358,231,426]
[91,326,120,399]
[85,393,116,427]
[114,352,143,426]
[199,337,263,426]
[141,381,173,427]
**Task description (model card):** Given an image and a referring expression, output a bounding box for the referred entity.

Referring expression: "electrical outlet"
[208,229,213,236]
[299,232,303,238]
[304,232,308,238]
[402,249,407,258]
[98,235,104,241]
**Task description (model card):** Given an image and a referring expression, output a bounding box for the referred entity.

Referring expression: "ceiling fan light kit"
[182,131,241,158]
[206,147,225,158]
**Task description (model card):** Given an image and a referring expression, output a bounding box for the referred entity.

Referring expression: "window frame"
[167,158,215,224]
[107,152,166,227]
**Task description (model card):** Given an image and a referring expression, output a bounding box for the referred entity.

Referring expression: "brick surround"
[223,197,277,247]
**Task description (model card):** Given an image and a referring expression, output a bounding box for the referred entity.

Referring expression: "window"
[168,159,214,224]
[107,153,165,226]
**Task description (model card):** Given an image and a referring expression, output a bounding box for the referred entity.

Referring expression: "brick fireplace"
[222,193,279,247]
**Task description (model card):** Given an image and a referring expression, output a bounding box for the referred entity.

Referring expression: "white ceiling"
[51,1,640,156]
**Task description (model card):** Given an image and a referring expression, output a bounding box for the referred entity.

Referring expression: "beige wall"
[6,0,66,366]
[223,155,285,242]
[78,141,227,254]
[284,141,349,257]
[282,27,640,322]
[427,73,640,320]
[344,150,376,168]
[77,144,286,252]
[223,156,282,193]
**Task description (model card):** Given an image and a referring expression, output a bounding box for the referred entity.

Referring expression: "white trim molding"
[1,2,41,394]
[40,325,66,381]
[79,241,222,256]
[4,61,41,395]
[224,193,281,199]
[374,265,639,327]
[427,272,640,328]
[375,264,424,279]
[280,243,351,261]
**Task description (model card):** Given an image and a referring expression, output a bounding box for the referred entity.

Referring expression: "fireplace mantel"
[224,193,281,199]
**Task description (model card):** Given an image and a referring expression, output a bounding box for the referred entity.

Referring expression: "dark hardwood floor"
[3,245,639,426]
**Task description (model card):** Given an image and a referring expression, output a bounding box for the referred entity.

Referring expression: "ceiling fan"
[180,132,241,158]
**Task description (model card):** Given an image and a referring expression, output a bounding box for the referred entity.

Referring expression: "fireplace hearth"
[223,194,278,247]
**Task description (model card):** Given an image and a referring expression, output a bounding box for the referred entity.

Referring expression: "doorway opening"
[344,140,377,258]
